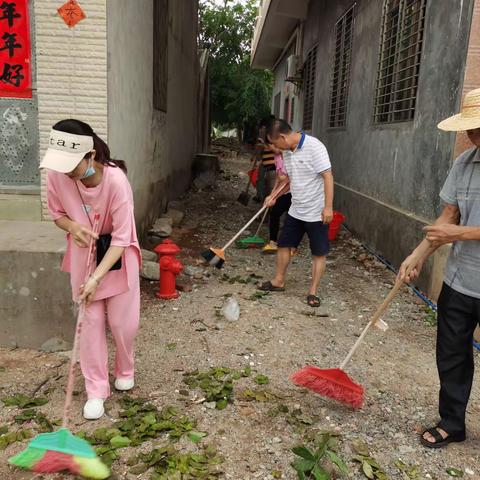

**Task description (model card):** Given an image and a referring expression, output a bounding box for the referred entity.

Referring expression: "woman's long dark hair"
[52,119,127,173]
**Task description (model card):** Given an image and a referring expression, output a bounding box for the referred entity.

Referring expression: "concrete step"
[0,189,42,221]
[0,221,74,350]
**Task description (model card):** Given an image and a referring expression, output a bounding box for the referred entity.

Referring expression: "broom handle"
[222,206,267,250]
[222,181,289,250]
[339,278,404,370]
[255,207,269,236]
[62,213,100,428]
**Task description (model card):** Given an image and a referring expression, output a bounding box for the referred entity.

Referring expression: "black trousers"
[269,193,291,242]
[437,283,480,434]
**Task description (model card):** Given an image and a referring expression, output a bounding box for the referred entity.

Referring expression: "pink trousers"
[79,277,140,399]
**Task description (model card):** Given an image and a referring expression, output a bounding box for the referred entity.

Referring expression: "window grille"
[373,0,427,123]
[290,97,295,124]
[328,4,356,128]
[302,45,318,130]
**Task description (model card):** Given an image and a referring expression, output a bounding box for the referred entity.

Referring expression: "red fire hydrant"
[154,239,183,299]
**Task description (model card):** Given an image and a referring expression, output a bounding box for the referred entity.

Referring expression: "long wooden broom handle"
[62,213,100,428]
[222,181,289,250]
[339,278,404,370]
[255,207,269,236]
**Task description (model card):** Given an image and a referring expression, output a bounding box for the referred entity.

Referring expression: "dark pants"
[269,193,292,242]
[437,283,480,434]
[255,166,275,202]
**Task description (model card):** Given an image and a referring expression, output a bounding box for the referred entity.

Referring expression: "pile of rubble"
[210,136,247,159]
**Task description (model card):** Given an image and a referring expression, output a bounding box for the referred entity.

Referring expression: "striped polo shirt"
[283,133,331,222]
[441,147,480,299]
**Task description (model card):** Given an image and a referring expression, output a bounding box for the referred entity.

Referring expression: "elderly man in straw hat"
[399,88,480,449]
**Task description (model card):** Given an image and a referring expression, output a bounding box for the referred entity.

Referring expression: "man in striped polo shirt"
[259,119,334,307]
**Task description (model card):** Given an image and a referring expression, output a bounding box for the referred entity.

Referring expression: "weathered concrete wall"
[0,221,74,349]
[294,0,473,296]
[106,0,199,239]
[165,0,199,198]
[36,0,108,219]
[106,0,166,238]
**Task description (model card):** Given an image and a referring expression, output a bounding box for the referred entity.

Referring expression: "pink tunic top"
[274,153,290,194]
[274,153,287,176]
[47,165,141,302]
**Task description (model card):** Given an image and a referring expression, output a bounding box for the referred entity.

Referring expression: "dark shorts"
[277,214,329,257]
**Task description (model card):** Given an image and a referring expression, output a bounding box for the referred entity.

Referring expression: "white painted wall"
[36,0,108,218]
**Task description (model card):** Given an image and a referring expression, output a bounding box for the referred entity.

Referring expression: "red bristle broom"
[9,213,110,479]
[291,278,404,408]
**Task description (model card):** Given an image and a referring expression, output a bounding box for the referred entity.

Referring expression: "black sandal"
[420,426,466,449]
[258,281,285,292]
[307,295,321,308]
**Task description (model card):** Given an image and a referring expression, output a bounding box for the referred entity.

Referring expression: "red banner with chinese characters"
[0,0,32,98]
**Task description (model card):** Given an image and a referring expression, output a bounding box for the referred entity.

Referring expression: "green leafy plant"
[422,306,437,326]
[1,394,48,409]
[183,366,252,409]
[395,459,423,479]
[0,428,32,450]
[287,407,316,429]
[352,439,388,479]
[446,468,464,478]
[241,388,277,402]
[249,291,270,301]
[255,374,269,385]
[128,443,223,478]
[188,431,208,444]
[13,409,57,432]
[291,432,349,480]
[78,397,197,467]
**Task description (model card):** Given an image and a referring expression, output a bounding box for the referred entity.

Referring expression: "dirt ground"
[1,152,479,480]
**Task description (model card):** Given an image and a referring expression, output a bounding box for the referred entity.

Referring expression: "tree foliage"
[199,0,273,135]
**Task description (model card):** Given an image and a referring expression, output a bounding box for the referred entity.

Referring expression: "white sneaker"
[115,378,135,391]
[83,398,105,420]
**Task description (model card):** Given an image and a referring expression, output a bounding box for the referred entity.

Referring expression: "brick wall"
[35,0,108,218]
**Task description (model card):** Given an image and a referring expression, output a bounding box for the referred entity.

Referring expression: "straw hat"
[438,88,480,131]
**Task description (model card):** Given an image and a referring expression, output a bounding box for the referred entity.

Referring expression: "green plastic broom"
[236,207,269,249]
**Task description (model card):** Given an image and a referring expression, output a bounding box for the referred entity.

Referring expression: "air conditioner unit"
[286,54,301,81]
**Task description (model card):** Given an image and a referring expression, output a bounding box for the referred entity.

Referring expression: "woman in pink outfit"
[40,119,141,420]
[262,147,292,254]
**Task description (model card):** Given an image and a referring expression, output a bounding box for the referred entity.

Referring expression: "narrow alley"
[1,148,479,479]
[1,0,480,479]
